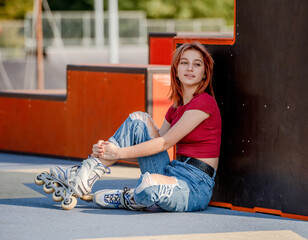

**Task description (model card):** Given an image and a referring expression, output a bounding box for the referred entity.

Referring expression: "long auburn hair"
[169,42,214,107]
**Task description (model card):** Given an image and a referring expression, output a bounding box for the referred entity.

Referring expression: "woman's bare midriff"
[197,157,219,170]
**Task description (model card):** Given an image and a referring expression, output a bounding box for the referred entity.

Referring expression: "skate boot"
[49,164,95,201]
[34,157,110,210]
[49,165,80,182]
[93,187,146,211]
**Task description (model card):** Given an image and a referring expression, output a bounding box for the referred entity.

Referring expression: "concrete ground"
[0,45,149,90]
[0,152,307,240]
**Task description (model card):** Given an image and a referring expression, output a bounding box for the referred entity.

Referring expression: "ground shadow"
[0,176,301,222]
[0,179,138,210]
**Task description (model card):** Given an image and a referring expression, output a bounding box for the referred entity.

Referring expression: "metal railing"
[0,11,233,57]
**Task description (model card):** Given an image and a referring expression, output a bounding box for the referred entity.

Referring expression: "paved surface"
[0,152,307,240]
[0,45,148,90]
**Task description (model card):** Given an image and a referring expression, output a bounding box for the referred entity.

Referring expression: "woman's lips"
[184,74,195,78]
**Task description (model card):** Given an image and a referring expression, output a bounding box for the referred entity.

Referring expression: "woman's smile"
[184,74,196,78]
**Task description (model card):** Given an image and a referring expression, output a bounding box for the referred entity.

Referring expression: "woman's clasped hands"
[91,140,119,160]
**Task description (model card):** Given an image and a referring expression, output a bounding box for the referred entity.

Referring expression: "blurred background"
[0,0,234,90]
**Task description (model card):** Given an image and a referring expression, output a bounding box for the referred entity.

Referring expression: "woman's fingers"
[92,141,107,155]
[98,140,109,146]
[92,141,118,160]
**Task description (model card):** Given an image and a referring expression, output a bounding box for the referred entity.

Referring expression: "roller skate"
[34,157,110,210]
[93,187,146,211]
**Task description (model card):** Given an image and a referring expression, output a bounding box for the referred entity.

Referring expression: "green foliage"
[118,0,234,24]
[0,0,95,19]
[0,0,33,19]
[0,0,234,24]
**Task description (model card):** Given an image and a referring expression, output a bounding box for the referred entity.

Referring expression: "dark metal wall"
[210,0,308,216]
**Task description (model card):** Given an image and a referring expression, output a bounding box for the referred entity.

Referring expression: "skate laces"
[104,191,121,204]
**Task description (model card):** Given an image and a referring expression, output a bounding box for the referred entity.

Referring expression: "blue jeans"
[108,112,216,212]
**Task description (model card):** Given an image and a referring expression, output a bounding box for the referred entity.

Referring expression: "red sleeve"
[186,93,217,115]
[165,106,175,124]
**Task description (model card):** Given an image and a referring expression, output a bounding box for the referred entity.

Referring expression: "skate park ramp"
[0,153,307,240]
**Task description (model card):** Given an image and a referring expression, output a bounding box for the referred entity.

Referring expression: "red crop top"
[165,92,222,158]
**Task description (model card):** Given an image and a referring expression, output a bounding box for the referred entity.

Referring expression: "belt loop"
[212,169,216,179]
[184,157,191,163]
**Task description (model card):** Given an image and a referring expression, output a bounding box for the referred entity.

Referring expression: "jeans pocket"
[184,164,205,192]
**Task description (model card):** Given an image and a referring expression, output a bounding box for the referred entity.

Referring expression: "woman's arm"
[99,110,210,160]
[158,119,171,136]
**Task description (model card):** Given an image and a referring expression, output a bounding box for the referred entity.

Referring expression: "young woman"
[44,42,221,211]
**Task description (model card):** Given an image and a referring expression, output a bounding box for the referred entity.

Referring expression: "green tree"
[0,0,95,19]
[0,0,33,19]
[117,0,234,24]
[0,0,234,24]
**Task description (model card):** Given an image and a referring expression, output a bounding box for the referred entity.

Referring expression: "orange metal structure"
[0,64,170,159]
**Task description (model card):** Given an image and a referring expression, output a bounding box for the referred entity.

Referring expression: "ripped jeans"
[108,112,216,212]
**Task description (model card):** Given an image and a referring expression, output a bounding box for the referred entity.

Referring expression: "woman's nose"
[187,63,193,71]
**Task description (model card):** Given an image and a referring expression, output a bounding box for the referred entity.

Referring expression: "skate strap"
[97,163,111,174]
[89,156,111,174]
[120,187,137,211]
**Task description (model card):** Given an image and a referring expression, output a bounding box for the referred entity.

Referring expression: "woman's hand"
[91,140,119,160]
[91,140,104,158]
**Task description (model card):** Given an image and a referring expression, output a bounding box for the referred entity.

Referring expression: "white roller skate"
[93,187,146,211]
[49,164,80,182]
[34,157,110,210]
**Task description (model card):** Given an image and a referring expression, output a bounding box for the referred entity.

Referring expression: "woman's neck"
[182,86,197,105]
[182,92,194,105]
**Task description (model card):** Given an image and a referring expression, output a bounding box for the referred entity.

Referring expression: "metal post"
[95,0,104,47]
[36,0,44,89]
[108,0,119,63]
[82,12,91,46]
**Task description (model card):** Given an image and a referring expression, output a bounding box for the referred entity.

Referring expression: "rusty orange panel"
[0,65,149,159]
[148,33,177,65]
[152,73,172,128]
[0,97,67,154]
[65,70,146,158]
[152,73,174,159]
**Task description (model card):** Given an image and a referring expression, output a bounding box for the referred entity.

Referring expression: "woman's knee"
[135,172,156,194]
[134,173,188,211]
[129,112,159,138]
[129,111,150,123]
[150,174,177,185]
[135,173,177,194]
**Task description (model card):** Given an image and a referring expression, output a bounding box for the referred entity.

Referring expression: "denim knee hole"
[129,111,159,139]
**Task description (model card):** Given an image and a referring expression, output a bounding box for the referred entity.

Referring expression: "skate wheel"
[43,183,55,194]
[81,194,94,202]
[52,191,63,202]
[34,172,48,185]
[61,196,77,210]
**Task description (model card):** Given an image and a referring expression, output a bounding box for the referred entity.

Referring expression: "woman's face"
[177,49,205,90]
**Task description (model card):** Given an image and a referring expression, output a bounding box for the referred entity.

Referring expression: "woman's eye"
[180,61,188,65]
